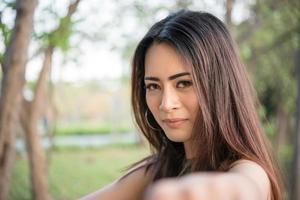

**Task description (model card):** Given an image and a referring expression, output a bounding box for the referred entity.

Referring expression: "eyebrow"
[144,72,191,81]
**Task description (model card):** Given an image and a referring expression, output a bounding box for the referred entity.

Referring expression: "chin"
[166,137,184,143]
[164,129,190,142]
[164,131,191,143]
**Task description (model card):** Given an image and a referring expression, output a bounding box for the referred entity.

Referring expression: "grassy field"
[56,125,134,136]
[9,144,149,200]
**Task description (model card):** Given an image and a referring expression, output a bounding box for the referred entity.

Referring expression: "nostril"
[159,88,180,112]
[159,99,178,112]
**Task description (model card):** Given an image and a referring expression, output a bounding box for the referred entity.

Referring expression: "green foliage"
[0,21,11,48]
[0,1,16,63]
[38,17,75,52]
[278,144,293,171]
[33,1,84,54]
[10,145,149,200]
[25,80,36,91]
[55,124,133,136]
[48,18,73,51]
[238,0,299,139]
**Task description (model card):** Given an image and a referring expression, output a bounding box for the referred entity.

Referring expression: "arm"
[144,160,271,200]
[229,160,271,200]
[80,164,153,200]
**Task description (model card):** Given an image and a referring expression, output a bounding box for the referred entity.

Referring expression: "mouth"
[162,118,188,129]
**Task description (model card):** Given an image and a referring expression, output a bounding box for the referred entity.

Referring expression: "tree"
[20,1,82,199]
[291,49,300,199]
[0,0,38,200]
[290,7,300,199]
[225,0,234,33]
[236,0,298,158]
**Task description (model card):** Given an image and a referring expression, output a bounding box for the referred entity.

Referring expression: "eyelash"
[145,80,193,91]
[145,83,160,91]
[177,80,193,88]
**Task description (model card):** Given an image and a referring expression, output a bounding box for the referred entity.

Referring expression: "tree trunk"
[225,0,234,33]
[290,26,300,200]
[175,0,192,8]
[23,47,53,200]
[22,1,82,199]
[0,0,38,199]
[0,124,16,200]
[273,105,288,156]
[44,90,58,164]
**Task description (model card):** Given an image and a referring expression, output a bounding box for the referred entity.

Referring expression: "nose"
[159,87,180,112]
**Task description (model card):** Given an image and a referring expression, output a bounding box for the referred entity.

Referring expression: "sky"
[2,0,252,83]
[27,0,127,83]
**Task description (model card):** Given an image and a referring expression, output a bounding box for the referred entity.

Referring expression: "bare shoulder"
[229,159,271,199]
[79,163,153,200]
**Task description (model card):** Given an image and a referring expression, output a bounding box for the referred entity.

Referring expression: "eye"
[145,83,161,91]
[177,80,193,88]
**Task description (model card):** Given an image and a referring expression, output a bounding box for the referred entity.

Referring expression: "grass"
[9,144,150,200]
[55,125,134,136]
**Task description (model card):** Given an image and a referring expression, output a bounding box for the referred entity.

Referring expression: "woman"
[80,10,283,200]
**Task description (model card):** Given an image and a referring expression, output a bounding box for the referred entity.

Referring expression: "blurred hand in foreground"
[144,172,263,200]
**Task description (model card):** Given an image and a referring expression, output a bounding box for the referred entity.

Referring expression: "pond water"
[15,132,139,151]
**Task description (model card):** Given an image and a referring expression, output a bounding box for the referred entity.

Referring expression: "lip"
[162,118,188,128]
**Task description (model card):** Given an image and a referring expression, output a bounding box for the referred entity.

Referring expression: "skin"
[144,42,198,159]
[79,43,271,200]
[80,160,270,200]
[143,159,271,200]
[79,162,153,200]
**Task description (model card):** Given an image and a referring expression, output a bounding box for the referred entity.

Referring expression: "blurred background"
[0,0,299,199]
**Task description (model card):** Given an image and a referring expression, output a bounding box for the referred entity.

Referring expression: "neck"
[183,140,194,160]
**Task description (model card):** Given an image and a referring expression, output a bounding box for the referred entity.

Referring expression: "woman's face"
[144,43,199,152]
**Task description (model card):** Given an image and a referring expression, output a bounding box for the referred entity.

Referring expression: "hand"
[143,173,261,200]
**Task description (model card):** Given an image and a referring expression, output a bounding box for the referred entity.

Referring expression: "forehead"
[144,43,191,76]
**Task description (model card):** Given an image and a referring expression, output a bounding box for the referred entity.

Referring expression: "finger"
[144,180,181,200]
[180,173,231,200]
[179,185,211,200]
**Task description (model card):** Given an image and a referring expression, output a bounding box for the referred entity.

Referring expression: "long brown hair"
[130,9,283,199]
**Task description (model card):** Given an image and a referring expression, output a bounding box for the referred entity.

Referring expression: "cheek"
[146,94,159,115]
[186,94,199,119]
[146,95,159,119]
